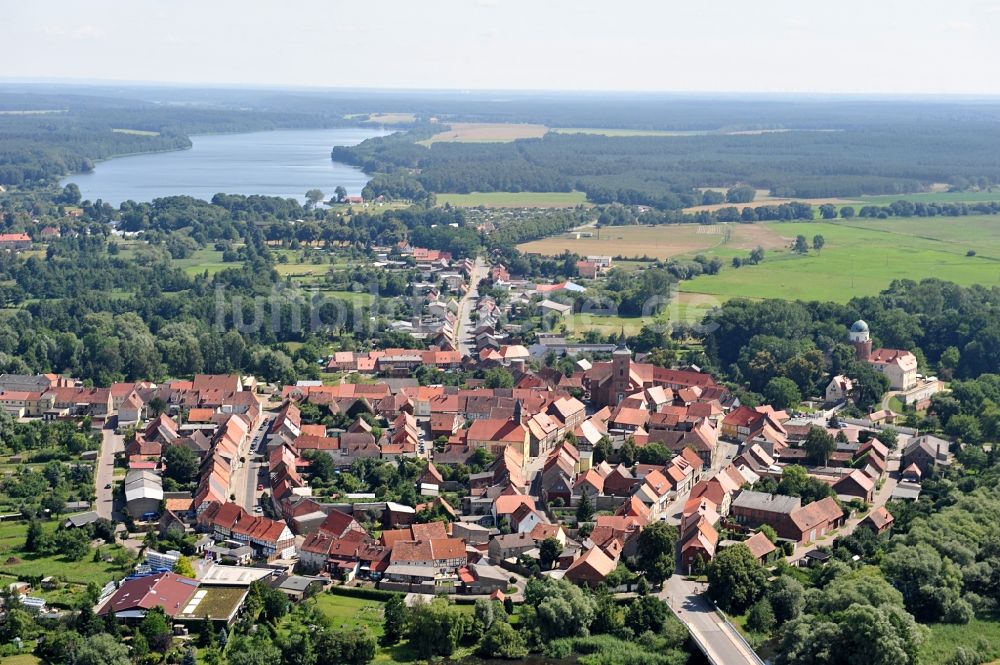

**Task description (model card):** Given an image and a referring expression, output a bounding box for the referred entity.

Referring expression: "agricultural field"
[363,112,417,124]
[418,122,548,145]
[436,191,588,208]
[552,127,706,137]
[517,222,786,260]
[680,216,1000,303]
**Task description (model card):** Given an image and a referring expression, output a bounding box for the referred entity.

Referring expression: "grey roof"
[277,576,321,592]
[732,490,802,515]
[64,511,101,528]
[470,562,509,583]
[124,469,163,502]
[850,320,869,333]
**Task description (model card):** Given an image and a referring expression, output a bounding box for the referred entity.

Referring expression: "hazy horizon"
[4,0,1000,95]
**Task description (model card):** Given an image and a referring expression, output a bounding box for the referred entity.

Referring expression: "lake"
[62,127,390,206]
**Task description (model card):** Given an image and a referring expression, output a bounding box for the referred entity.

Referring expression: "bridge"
[660,576,765,665]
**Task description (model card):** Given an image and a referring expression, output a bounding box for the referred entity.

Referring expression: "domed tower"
[849,320,872,360]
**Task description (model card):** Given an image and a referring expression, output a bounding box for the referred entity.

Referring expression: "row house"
[198,501,296,560]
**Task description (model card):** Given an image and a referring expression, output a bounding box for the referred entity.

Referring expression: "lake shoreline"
[61,126,391,206]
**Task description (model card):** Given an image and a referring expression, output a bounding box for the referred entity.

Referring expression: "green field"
[920,618,1000,665]
[859,191,1000,205]
[436,191,588,208]
[173,248,231,276]
[311,593,387,637]
[0,520,130,588]
[680,216,1000,303]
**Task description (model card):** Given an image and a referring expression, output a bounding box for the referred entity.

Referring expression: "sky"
[4,0,1000,95]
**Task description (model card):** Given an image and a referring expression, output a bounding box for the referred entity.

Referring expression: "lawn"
[417,122,548,145]
[680,216,1000,303]
[311,592,386,637]
[436,191,588,208]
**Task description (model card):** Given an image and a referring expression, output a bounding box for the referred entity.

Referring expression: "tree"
[764,376,802,410]
[877,427,898,450]
[478,621,528,659]
[382,594,406,645]
[333,186,348,203]
[626,594,670,634]
[164,444,200,484]
[746,598,776,633]
[576,489,595,523]
[793,235,809,254]
[726,185,756,204]
[813,234,826,251]
[406,597,469,658]
[305,189,325,209]
[638,521,678,584]
[540,536,564,569]
[707,544,767,614]
[73,633,132,665]
[24,519,44,552]
[139,605,173,652]
[173,555,196,578]
[804,425,837,467]
[768,575,805,624]
[483,367,514,389]
[593,436,613,464]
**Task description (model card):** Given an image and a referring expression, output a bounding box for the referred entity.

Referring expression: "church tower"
[849,320,872,361]
[612,329,632,405]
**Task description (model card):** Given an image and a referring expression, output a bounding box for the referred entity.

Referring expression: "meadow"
[519,214,1000,309]
[552,127,707,137]
[680,216,1000,302]
[436,191,588,208]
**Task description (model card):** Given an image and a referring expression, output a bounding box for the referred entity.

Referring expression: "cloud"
[943,19,976,32]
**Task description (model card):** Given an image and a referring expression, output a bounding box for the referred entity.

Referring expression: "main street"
[95,428,123,520]
[230,413,273,512]
[456,256,488,357]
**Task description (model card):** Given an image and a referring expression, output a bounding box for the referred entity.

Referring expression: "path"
[95,428,123,520]
[456,256,487,358]
[660,576,764,665]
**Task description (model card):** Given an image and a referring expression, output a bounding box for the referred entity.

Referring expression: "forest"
[334,117,1000,209]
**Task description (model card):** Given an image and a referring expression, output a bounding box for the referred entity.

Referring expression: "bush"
[327,585,402,602]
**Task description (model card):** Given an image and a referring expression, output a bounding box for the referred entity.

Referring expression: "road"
[661,576,763,665]
[456,257,488,357]
[231,414,273,512]
[95,428,123,520]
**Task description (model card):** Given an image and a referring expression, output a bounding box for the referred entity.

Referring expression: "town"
[0,270,953,663]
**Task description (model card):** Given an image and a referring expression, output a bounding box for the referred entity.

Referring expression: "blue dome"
[850,320,869,333]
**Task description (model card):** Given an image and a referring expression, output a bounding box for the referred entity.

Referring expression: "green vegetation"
[682,217,1000,302]
[436,190,588,207]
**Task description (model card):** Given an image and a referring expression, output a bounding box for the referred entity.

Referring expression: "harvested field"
[418,122,548,144]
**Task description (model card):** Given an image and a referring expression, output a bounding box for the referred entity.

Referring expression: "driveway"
[95,428,123,520]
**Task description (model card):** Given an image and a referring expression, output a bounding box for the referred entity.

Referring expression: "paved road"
[95,428,123,520]
[661,576,763,665]
[231,415,272,512]
[456,257,488,358]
